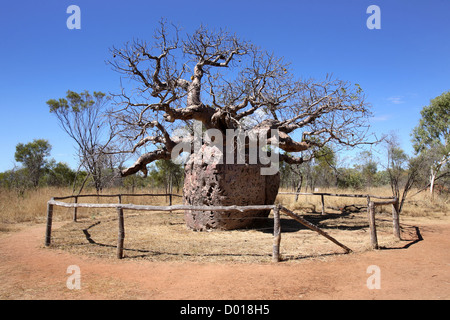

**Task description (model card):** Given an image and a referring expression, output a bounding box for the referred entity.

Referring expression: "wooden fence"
[45,198,278,260]
[44,191,401,262]
[279,191,401,249]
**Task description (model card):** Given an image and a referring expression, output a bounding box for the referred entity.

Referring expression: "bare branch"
[107,22,374,176]
[120,148,171,177]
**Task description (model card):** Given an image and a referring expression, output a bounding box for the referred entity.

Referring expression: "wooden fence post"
[321,194,325,215]
[73,196,78,222]
[45,201,54,247]
[118,195,122,204]
[392,197,401,240]
[272,205,281,262]
[367,201,379,249]
[117,207,125,259]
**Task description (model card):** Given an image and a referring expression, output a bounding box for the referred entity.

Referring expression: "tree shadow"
[257,210,367,234]
[281,251,349,262]
[127,250,271,260]
[79,220,272,260]
[401,226,423,248]
[82,221,101,244]
[77,213,424,261]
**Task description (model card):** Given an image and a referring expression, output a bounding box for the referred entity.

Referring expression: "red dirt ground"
[0,219,449,300]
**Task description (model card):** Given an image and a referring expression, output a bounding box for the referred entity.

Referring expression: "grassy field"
[0,187,183,224]
[0,185,448,224]
[0,185,448,263]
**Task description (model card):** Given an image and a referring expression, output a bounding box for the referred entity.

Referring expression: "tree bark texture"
[183,147,280,230]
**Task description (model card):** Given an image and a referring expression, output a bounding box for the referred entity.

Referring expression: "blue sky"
[0,0,449,171]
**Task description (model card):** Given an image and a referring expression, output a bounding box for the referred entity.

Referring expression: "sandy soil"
[0,219,449,300]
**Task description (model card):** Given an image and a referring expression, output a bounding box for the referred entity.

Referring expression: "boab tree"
[107,21,373,230]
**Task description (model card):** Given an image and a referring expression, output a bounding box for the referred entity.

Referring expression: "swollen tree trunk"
[183,146,280,231]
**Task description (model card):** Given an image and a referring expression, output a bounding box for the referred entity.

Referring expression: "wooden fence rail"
[47,200,274,212]
[52,193,183,222]
[53,193,184,200]
[279,191,395,215]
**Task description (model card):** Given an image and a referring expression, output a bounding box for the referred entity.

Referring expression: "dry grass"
[1,185,448,263]
[0,187,182,224]
[277,186,450,217]
[0,187,63,224]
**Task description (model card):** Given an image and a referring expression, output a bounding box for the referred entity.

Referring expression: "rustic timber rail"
[44,191,401,261]
[279,191,394,214]
[52,193,183,222]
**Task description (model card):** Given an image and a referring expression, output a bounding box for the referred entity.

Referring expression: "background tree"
[356,150,378,189]
[412,90,450,197]
[122,173,148,193]
[47,90,116,193]
[14,139,51,187]
[385,136,422,214]
[310,146,337,189]
[279,160,304,194]
[336,167,364,190]
[44,161,76,187]
[106,21,374,230]
[0,166,31,195]
[148,159,184,194]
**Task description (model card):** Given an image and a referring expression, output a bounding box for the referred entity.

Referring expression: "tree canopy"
[106,20,374,177]
[14,139,51,187]
[412,90,450,153]
[412,90,450,196]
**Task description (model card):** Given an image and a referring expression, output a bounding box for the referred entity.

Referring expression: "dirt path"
[0,220,449,300]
